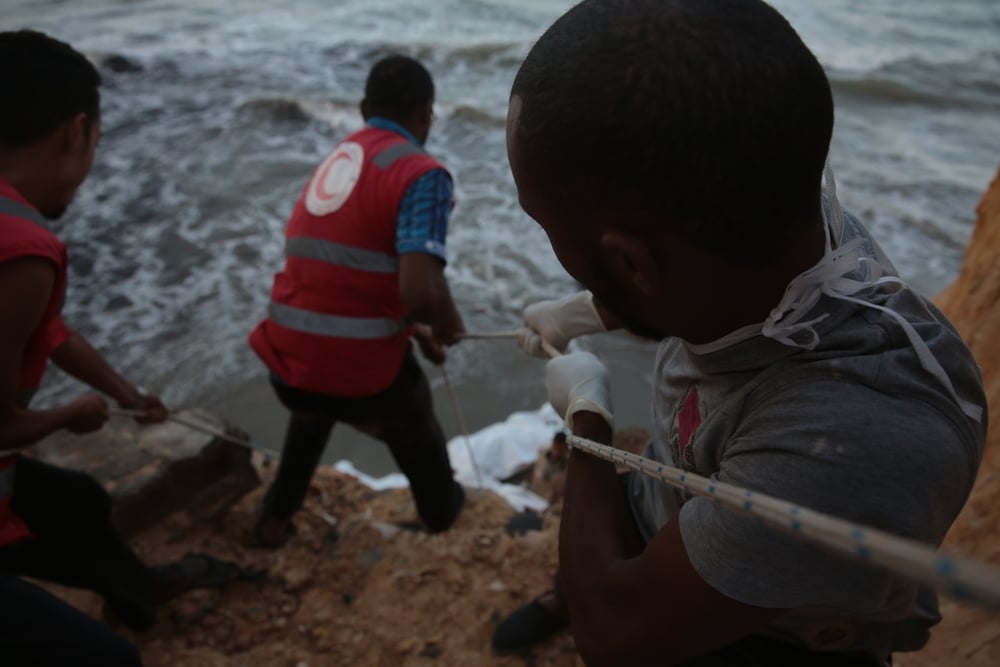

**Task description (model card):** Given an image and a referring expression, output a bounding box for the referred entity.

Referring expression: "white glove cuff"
[565,397,614,432]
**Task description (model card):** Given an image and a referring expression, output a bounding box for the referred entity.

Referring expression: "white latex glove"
[517,291,606,358]
[545,351,614,431]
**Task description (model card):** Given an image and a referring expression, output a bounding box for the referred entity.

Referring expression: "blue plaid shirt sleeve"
[395,168,453,262]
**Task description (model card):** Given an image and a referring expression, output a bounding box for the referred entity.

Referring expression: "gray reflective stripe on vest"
[269,302,404,339]
[372,142,426,169]
[0,195,48,228]
[0,467,15,497]
[285,236,398,274]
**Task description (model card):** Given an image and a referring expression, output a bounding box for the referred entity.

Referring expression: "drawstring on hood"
[689,164,982,423]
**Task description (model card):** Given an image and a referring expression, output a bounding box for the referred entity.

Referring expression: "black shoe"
[395,481,467,533]
[491,595,568,655]
[506,510,544,536]
[253,512,296,549]
[423,482,466,533]
[153,553,265,602]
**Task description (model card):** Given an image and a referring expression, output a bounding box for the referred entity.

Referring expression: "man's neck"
[366,116,422,146]
[0,158,44,209]
[683,218,828,344]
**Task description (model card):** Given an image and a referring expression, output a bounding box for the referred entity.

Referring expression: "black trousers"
[676,633,886,666]
[262,350,461,531]
[0,457,147,666]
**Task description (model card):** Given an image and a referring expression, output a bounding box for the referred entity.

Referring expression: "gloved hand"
[545,351,613,431]
[517,291,607,358]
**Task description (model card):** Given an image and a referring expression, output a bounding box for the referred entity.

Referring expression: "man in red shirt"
[250,55,466,545]
[0,30,239,665]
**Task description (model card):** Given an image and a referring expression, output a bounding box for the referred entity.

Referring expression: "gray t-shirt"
[626,212,986,662]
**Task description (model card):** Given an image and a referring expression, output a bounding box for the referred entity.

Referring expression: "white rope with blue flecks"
[460,331,1000,610]
[565,431,1000,611]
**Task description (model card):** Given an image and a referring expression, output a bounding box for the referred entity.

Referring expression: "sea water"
[7,0,999,416]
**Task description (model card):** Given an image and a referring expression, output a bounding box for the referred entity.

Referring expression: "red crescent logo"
[313,152,350,202]
[305,141,363,216]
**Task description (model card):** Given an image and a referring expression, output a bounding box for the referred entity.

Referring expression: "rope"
[459,330,521,340]
[566,432,1000,610]
[540,339,562,358]
[460,329,561,358]
[440,364,484,487]
[104,331,1000,610]
[111,378,486,488]
[108,408,255,449]
[464,328,1000,611]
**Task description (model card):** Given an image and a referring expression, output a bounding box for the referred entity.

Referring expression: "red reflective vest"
[249,126,449,397]
[0,178,71,547]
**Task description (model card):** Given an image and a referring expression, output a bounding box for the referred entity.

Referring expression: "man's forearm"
[560,413,643,568]
[0,405,78,452]
[50,333,138,405]
[411,273,460,328]
[398,253,464,342]
[410,276,464,345]
[559,412,649,665]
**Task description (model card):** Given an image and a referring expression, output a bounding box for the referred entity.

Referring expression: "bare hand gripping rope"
[460,329,1000,611]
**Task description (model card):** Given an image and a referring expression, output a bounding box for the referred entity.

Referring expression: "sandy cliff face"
[898,166,1000,667]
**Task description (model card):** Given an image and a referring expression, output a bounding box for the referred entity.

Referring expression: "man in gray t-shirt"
[627,211,985,661]
[491,1,987,665]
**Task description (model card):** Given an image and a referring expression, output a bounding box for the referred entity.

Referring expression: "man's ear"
[419,102,434,129]
[599,229,660,296]
[359,98,370,120]
[59,112,89,155]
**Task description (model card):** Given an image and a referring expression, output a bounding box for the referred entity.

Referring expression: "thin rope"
[460,329,561,358]
[459,330,520,340]
[108,408,256,449]
[540,339,562,358]
[440,364,484,487]
[565,431,1000,610]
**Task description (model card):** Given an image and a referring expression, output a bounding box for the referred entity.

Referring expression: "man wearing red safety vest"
[0,31,246,665]
[250,55,467,546]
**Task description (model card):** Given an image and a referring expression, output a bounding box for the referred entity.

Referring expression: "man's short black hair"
[364,55,435,120]
[512,0,834,265]
[0,30,102,149]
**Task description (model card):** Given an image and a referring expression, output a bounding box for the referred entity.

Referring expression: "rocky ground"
[48,457,576,667]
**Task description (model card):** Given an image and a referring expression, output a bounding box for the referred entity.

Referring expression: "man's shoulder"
[758,284,981,416]
[0,212,64,264]
[735,366,982,487]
